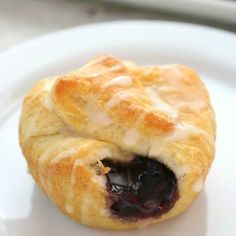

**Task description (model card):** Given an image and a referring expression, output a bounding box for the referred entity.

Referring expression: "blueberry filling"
[102,156,179,220]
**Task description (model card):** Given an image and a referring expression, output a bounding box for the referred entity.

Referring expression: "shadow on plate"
[3,185,207,236]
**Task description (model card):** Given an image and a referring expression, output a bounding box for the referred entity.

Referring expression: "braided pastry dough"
[19,55,216,230]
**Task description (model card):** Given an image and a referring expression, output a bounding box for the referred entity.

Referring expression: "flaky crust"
[19,55,216,230]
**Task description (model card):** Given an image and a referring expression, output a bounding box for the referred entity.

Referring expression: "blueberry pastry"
[19,55,216,230]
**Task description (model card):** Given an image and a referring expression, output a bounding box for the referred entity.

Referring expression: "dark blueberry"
[102,156,179,220]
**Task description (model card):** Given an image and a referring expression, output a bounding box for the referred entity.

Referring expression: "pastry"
[19,55,216,230]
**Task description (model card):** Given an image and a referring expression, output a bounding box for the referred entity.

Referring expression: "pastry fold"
[19,55,216,230]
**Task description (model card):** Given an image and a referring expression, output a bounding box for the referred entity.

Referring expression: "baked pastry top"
[19,55,216,230]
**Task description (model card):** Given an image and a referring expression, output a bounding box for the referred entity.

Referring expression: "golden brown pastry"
[19,55,216,230]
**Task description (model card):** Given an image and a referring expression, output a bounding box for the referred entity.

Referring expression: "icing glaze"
[175,165,191,177]
[86,104,112,126]
[123,128,140,146]
[43,79,55,91]
[65,159,83,214]
[51,149,77,164]
[103,76,132,88]
[167,122,214,146]
[43,94,53,111]
[105,89,144,111]
[193,177,204,192]
[145,87,178,119]
[167,123,198,140]
[65,203,74,214]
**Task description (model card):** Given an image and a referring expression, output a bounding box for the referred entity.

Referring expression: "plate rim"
[1,20,236,57]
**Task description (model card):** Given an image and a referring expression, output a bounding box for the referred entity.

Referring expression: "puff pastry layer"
[19,55,216,230]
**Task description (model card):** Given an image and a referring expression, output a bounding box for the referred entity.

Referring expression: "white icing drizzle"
[123,128,140,146]
[65,203,74,214]
[38,146,57,191]
[158,85,176,93]
[38,145,55,164]
[167,122,214,145]
[51,148,77,164]
[88,65,122,78]
[46,166,56,196]
[193,177,204,192]
[176,101,206,111]
[43,94,53,111]
[102,76,132,88]
[145,87,178,119]
[99,208,108,217]
[148,140,169,160]
[38,146,77,195]
[161,65,185,79]
[91,174,106,187]
[175,165,191,177]
[86,103,112,126]
[167,122,198,140]
[43,79,55,91]
[71,147,112,206]
[38,146,57,192]
[65,159,83,214]
[46,149,78,195]
[40,79,55,112]
[105,89,142,111]
[24,113,39,140]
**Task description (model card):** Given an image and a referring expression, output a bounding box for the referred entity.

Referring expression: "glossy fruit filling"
[102,156,178,220]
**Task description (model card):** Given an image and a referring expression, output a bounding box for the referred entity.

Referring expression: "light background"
[0,0,235,52]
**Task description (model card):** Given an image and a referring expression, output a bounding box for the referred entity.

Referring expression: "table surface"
[0,0,236,52]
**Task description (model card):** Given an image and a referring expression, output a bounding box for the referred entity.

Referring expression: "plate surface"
[0,21,236,236]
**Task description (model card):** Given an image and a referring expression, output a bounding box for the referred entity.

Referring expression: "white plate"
[0,21,236,236]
